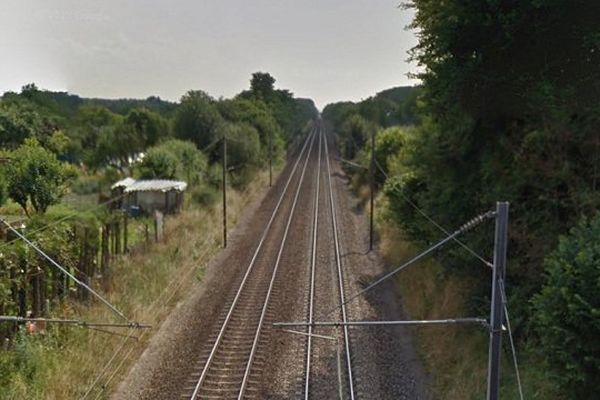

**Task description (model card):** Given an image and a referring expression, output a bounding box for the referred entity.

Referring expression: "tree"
[136,139,208,184]
[6,139,73,215]
[136,147,179,180]
[396,0,600,301]
[532,215,600,399]
[250,72,276,99]
[217,98,284,161]
[0,103,45,149]
[221,123,261,169]
[174,91,224,151]
[122,107,169,147]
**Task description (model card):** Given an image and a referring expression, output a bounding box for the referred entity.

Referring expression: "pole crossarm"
[274,318,488,328]
[0,316,151,329]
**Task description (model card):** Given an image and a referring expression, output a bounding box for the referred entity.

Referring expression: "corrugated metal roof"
[111,177,136,190]
[123,180,187,193]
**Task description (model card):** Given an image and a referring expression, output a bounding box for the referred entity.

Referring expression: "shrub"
[6,138,74,215]
[531,214,600,399]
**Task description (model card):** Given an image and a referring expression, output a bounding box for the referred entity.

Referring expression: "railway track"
[182,128,318,400]
[300,125,356,400]
[180,122,359,400]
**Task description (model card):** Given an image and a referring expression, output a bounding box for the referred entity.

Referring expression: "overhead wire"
[1,219,133,323]
[0,191,129,252]
[324,210,495,317]
[338,130,492,268]
[79,330,136,400]
[80,158,262,398]
[80,235,214,399]
[373,158,493,268]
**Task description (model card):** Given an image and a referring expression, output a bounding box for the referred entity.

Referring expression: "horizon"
[0,80,420,110]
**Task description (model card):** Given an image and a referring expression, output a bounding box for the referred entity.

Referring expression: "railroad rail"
[183,128,317,400]
[301,124,356,399]
[323,126,356,399]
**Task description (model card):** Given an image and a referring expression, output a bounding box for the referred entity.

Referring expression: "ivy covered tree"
[6,138,73,215]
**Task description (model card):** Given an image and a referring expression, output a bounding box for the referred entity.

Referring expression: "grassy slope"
[375,193,562,400]
[0,170,273,400]
[340,176,560,400]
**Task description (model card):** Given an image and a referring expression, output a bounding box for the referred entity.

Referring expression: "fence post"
[487,202,509,400]
[123,213,128,253]
[101,224,110,289]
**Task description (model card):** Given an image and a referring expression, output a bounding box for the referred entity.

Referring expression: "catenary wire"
[373,158,493,268]
[1,219,133,323]
[339,128,492,268]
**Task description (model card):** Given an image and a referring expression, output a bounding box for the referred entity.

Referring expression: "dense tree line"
[324,2,599,397]
[0,73,317,344]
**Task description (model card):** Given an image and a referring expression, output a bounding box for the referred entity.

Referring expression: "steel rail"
[304,125,322,399]
[189,128,316,399]
[237,126,319,399]
[323,130,356,400]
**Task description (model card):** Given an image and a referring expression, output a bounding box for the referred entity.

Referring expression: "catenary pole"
[222,136,227,248]
[369,129,375,251]
[487,202,509,400]
[269,128,273,187]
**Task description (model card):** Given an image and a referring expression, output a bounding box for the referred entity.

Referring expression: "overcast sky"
[0,0,418,109]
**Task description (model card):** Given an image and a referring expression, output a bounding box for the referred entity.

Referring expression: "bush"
[135,139,207,184]
[6,138,74,215]
[531,215,600,399]
[136,147,179,179]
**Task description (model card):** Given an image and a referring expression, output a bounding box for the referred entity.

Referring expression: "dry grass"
[378,211,489,400]
[0,170,274,400]
[377,207,559,400]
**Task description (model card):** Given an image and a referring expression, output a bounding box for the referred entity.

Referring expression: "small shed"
[111,178,187,215]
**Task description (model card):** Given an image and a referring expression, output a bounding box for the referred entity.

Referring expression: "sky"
[0,0,419,109]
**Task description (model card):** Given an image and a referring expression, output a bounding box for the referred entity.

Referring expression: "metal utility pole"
[269,129,273,187]
[369,130,375,251]
[222,137,227,248]
[487,202,509,400]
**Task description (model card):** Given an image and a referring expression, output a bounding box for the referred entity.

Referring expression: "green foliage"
[136,139,207,184]
[0,103,47,149]
[394,0,600,307]
[0,171,7,206]
[217,97,285,163]
[5,139,74,215]
[221,123,262,169]
[531,215,600,398]
[250,72,276,100]
[137,147,179,180]
[240,72,318,141]
[174,90,224,150]
[122,107,169,147]
[323,86,420,133]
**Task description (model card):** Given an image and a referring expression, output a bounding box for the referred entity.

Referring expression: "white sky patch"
[0,0,419,108]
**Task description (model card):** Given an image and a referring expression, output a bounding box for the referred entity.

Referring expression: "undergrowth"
[376,194,563,400]
[0,170,274,400]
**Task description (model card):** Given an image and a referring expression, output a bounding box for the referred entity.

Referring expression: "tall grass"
[0,170,274,400]
[376,195,562,400]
